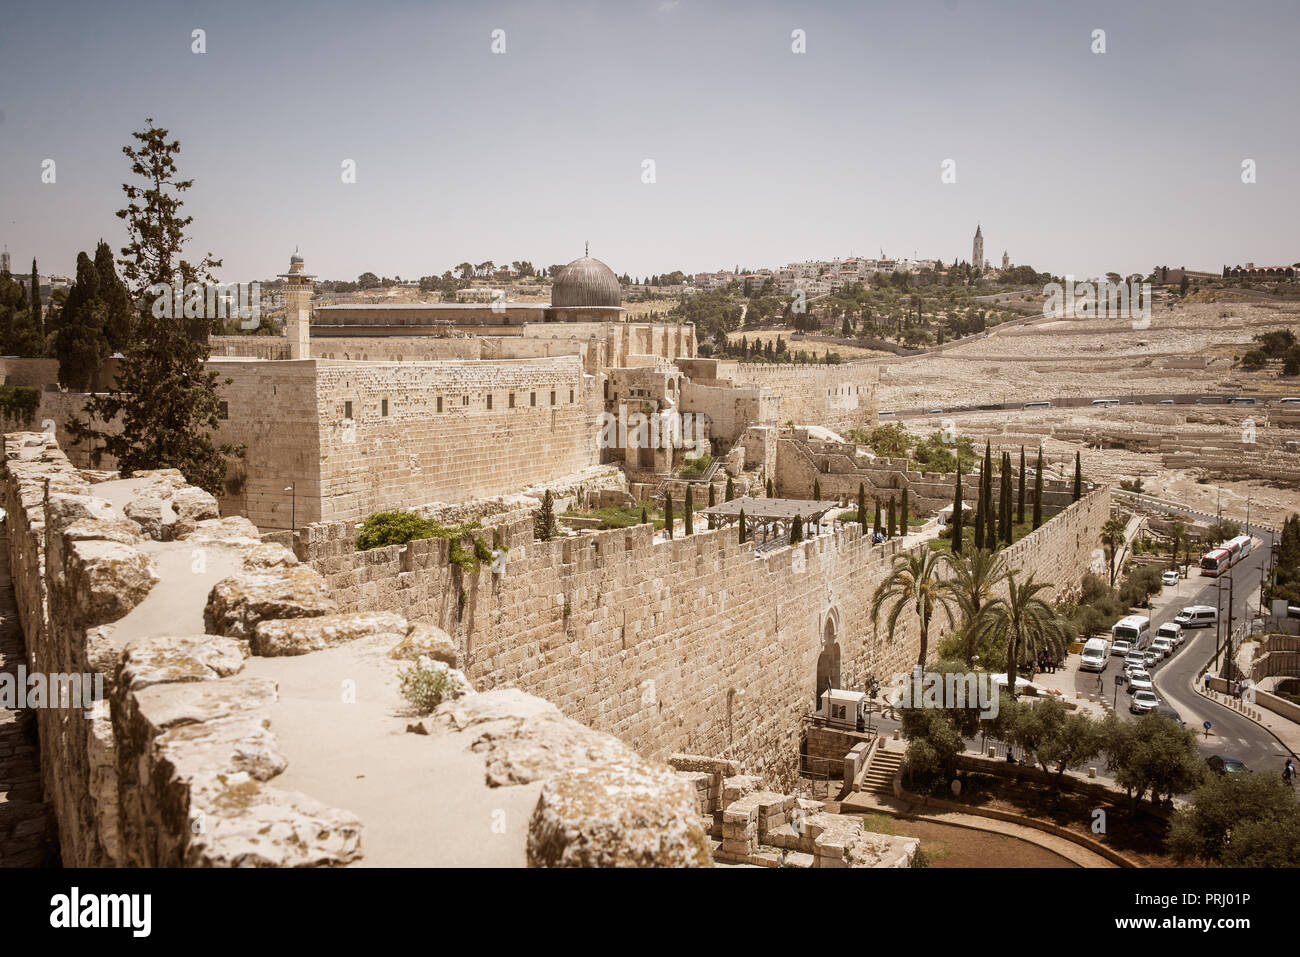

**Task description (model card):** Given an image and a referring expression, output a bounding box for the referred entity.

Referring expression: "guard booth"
[818,688,868,731]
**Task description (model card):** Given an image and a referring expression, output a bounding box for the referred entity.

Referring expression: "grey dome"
[552,255,621,308]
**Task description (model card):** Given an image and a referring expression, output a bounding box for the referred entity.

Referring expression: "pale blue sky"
[2,0,1297,282]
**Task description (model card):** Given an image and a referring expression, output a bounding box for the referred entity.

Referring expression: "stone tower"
[0,247,10,275]
[1001,250,1010,271]
[972,225,984,272]
[278,250,314,360]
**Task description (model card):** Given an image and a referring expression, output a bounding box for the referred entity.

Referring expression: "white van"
[1156,621,1184,647]
[1112,615,1151,648]
[1080,637,1110,672]
[1091,398,1120,408]
[1174,605,1217,629]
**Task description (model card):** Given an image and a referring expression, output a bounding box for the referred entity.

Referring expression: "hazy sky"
[2,0,1297,282]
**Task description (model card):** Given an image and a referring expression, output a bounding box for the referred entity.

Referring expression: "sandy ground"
[244,636,539,868]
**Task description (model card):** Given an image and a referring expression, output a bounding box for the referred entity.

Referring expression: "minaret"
[972,225,984,272]
[277,249,314,360]
[0,246,10,275]
[1001,250,1010,270]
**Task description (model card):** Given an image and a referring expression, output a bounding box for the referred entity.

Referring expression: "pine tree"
[813,478,821,500]
[535,489,557,541]
[684,485,694,535]
[901,487,909,534]
[1033,446,1044,529]
[738,508,747,544]
[857,482,867,526]
[70,120,236,493]
[1017,445,1027,525]
[1073,451,1082,501]
[790,513,803,544]
[951,461,964,554]
[887,497,897,537]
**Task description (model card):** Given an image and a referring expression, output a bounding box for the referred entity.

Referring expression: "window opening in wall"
[462,395,469,406]
[344,400,353,419]
[381,399,389,416]
[530,392,536,406]
[509,393,516,408]
[550,390,556,405]
[569,389,574,403]
[437,397,443,413]
[486,394,493,410]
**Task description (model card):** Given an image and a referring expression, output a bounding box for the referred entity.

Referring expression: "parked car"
[1144,649,1160,668]
[1162,569,1180,587]
[1131,689,1160,714]
[1127,669,1154,694]
[1112,639,1132,658]
[1124,649,1146,671]
[1150,637,1174,659]
[1206,755,1251,776]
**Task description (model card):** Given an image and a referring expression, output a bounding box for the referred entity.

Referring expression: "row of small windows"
[343,388,577,420]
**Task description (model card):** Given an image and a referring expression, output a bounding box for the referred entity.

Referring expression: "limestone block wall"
[710,360,879,432]
[312,357,600,527]
[209,336,291,360]
[296,485,1109,789]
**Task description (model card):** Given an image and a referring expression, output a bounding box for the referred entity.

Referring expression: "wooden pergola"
[699,496,839,545]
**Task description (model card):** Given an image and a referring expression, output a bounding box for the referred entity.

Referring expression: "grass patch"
[563,505,663,530]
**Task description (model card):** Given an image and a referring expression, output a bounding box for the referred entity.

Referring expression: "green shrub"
[399,662,462,713]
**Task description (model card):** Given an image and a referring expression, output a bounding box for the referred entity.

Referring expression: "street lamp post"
[284,484,296,533]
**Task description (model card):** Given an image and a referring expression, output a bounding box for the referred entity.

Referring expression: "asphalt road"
[1070,538,1295,776]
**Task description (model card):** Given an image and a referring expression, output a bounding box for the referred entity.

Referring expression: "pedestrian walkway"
[0,525,53,867]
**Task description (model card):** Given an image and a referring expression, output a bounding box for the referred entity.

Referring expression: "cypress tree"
[857,482,867,526]
[726,476,735,501]
[951,461,964,554]
[813,478,821,500]
[790,513,803,544]
[535,489,556,541]
[1001,452,1013,545]
[664,493,674,539]
[684,485,694,535]
[29,258,42,343]
[707,483,716,529]
[738,508,747,543]
[1073,451,1082,501]
[641,506,648,526]
[1033,446,1044,529]
[901,487,909,534]
[973,465,986,551]
[1017,445,1027,525]
[887,497,897,537]
[55,251,105,391]
[873,499,883,537]
[766,477,774,498]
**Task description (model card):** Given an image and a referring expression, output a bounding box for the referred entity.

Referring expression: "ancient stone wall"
[295,484,1110,787]
[709,360,880,432]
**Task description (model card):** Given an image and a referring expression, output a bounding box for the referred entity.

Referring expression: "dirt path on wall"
[0,524,54,866]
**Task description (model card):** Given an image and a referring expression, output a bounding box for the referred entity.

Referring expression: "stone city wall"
[695,359,880,432]
[3,433,703,867]
[291,485,1110,788]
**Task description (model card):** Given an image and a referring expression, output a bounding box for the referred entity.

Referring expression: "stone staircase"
[861,746,902,795]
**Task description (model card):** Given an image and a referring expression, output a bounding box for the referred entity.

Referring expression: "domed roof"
[552,254,621,308]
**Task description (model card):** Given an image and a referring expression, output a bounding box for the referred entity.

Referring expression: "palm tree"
[870,550,957,668]
[940,549,1008,664]
[1168,520,1185,569]
[969,573,1068,697]
[1101,518,1128,589]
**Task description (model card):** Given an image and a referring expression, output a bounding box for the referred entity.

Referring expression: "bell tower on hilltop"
[972,224,984,273]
